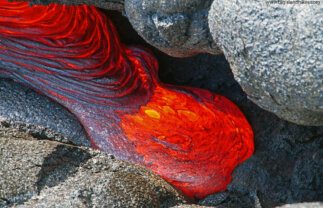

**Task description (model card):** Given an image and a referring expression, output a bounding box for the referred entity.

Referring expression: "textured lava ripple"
[0,0,254,199]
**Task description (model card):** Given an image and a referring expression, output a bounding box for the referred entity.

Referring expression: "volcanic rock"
[0,78,91,147]
[277,202,323,208]
[125,0,221,57]
[208,0,323,126]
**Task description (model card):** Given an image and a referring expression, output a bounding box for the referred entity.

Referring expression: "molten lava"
[0,0,254,199]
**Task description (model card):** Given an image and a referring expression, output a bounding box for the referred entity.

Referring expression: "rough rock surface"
[0,125,189,207]
[0,78,91,147]
[208,1,323,126]
[277,202,323,208]
[125,0,220,57]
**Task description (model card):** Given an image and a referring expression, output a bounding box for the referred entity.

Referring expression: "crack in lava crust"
[0,0,254,199]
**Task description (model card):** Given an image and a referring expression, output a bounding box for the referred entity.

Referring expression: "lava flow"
[0,0,254,199]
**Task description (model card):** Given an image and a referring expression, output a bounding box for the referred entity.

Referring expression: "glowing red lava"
[0,0,254,199]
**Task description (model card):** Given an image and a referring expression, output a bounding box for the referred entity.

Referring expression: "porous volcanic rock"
[125,0,221,57]
[277,202,323,208]
[0,125,189,207]
[208,0,323,126]
[0,78,91,147]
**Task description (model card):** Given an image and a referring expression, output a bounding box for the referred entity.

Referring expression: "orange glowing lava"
[0,0,254,199]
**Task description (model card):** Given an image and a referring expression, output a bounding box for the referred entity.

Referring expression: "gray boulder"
[125,0,221,57]
[277,202,323,208]
[0,78,91,147]
[0,124,189,207]
[208,0,323,126]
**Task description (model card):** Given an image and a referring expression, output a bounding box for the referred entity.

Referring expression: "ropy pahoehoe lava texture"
[0,0,254,199]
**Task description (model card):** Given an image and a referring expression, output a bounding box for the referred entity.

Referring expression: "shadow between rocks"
[36,145,91,193]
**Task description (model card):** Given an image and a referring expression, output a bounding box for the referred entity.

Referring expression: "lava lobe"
[0,0,254,198]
